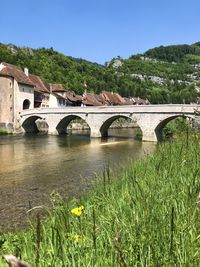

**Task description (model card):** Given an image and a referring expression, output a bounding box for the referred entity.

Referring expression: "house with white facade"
[46,83,82,107]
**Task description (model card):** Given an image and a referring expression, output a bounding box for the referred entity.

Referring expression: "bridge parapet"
[20,104,199,116]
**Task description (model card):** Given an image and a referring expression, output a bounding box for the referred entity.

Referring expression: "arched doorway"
[23,99,31,110]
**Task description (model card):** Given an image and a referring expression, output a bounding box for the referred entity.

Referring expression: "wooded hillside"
[0,42,200,104]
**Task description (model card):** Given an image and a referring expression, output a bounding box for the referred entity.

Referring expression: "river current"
[0,128,156,229]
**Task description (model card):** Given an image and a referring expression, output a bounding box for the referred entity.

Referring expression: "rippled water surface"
[0,129,156,229]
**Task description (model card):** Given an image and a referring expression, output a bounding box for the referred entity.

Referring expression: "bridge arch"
[22,115,44,133]
[56,115,90,134]
[155,114,193,141]
[99,115,141,138]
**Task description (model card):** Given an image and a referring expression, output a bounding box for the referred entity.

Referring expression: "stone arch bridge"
[19,104,200,142]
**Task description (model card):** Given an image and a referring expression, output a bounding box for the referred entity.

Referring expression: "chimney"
[24,67,29,76]
[0,63,5,71]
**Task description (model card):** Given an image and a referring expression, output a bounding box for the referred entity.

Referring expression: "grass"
[0,129,9,135]
[0,132,200,266]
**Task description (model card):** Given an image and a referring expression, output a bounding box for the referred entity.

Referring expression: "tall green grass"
[0,133,200,266]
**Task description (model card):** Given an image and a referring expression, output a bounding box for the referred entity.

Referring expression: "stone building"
[0,62,34,133]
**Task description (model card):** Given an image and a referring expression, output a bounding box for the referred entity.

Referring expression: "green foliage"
[139,44,200,63]
[0,133,200,266]
[0,43,200,104]
[0,132,8,135]
[134,128,143,140]
[184,54,200,64]
[0,44,108,95]
[162,117,192,140]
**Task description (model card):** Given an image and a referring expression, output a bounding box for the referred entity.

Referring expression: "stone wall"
[13,82,34,132]
[0,76,35,133]
[0,76,15,133]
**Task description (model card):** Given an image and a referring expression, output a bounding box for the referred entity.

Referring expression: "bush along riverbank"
[0,133,200,266]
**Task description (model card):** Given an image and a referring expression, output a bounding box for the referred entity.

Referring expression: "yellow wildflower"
[71,205,84,216]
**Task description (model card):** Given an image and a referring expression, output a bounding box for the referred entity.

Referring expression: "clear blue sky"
[1,0,200,64]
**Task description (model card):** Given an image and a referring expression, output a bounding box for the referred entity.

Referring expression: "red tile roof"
[0,62,34,86]
[29,74,49,93]
[101,91,126,105]
[123,97,134,105]
[123,97,150,105]
[46,83,66,92]
[64,90,82,103]
[131,97,150,105]
[82,92,106,106]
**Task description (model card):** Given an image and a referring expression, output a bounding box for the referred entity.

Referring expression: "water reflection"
[0,129,156,229]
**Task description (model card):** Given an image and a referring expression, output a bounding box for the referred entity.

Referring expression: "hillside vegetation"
[142,42,200,63]
[0,42,200,103]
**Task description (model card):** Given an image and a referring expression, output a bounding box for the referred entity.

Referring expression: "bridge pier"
[48,128,59,135]
[86,116,105,138]
[46,118,60,135]
[90,128,102,138]
[142,131,157,142]
[137,115,158,142]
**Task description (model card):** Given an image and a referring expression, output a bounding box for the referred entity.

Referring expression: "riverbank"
[0,132,200,266]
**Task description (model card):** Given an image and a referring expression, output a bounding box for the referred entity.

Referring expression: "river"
[0,128,156,229]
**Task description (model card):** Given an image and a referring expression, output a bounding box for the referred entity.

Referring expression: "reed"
[0,132,199,266]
